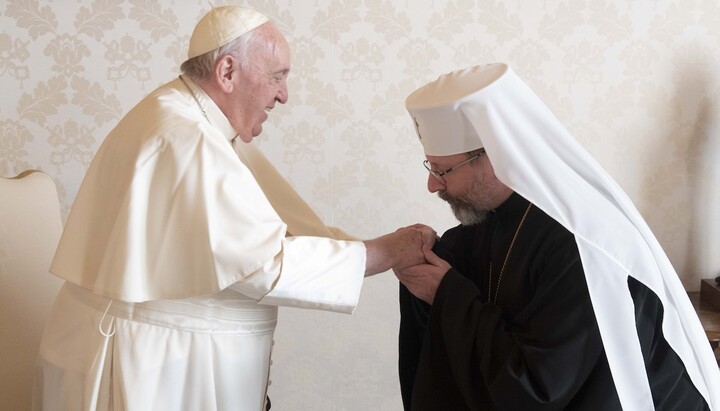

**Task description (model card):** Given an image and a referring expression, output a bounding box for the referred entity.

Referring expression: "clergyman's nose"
[427,174,444,193]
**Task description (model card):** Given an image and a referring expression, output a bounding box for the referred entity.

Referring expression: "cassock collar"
[492,192,531,227]
[179,75,238,143]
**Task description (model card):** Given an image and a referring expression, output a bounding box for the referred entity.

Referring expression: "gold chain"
[488,203,532,304]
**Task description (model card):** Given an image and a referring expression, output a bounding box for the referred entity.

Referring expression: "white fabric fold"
[257,237,366,313]
[35,283,278,410]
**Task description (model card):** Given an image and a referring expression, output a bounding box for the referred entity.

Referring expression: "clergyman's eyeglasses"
[423,150,484,183]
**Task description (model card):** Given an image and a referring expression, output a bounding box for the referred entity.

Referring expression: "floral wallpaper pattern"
[2,0,720,409]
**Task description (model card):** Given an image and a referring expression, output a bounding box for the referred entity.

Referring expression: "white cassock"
[33,76,365,411]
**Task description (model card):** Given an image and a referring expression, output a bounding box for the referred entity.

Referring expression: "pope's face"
[230,24,290,143]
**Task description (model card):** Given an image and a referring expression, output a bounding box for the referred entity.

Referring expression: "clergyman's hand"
[394,245,451,304]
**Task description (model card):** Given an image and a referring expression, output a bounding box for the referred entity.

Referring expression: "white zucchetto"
[187,6,269,60]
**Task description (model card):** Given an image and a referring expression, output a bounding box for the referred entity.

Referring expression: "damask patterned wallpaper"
[2,0,720,409]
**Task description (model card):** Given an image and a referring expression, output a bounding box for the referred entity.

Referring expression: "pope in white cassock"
[32,6,432,411]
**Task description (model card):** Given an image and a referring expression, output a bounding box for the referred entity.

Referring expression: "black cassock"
[399,193,708,411]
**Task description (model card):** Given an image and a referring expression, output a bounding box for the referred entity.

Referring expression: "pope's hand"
[403,223,437,251]
[362,224,437,276]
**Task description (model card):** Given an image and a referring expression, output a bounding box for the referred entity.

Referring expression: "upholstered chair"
[0,170,63,410]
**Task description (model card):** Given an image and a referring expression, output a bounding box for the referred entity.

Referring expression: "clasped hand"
[393,229,451,305]
[364,224,436,277]
[390,223,438,270]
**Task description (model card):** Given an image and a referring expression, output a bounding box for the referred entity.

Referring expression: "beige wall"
[2,0,720,409]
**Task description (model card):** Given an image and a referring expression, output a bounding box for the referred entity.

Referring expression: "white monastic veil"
[409,63,720,410]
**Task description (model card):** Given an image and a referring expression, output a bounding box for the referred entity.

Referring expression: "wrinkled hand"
[392,224,437,270]
[394,245,451,304]
[363,224,437,276]
[403,223,437,252]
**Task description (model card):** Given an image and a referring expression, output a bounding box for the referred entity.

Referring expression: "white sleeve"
[229,236,366,314]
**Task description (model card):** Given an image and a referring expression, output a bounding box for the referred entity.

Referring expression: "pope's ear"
[214,55,237,93]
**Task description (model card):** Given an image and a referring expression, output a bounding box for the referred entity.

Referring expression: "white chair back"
[0,170,63,410]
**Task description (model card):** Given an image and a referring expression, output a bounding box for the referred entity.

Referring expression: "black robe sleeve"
[628,277,709,410]
[399,283,429,410]
[399,241,457,410]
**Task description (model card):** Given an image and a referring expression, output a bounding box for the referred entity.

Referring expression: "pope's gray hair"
[180,27,261,81]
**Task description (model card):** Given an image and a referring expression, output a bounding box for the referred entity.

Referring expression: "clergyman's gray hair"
[180,27,261,81]
[466,147,485,160]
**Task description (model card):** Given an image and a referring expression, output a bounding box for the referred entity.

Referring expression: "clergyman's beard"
[438,189,488,226]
